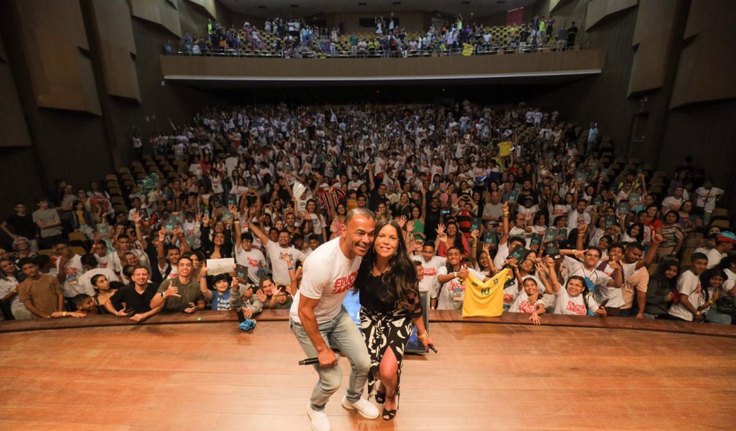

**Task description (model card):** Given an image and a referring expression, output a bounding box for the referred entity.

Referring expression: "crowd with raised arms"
[0,101,733,325]
[165,13,577,58]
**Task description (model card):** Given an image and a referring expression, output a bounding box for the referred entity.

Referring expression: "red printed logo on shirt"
[423,267,437,277]
[565,300,586,315]
[333,271,358,294]
[247,257,260,268]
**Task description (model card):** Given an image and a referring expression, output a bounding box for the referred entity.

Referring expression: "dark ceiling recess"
[290,4,299,8]
[257,5,266,9]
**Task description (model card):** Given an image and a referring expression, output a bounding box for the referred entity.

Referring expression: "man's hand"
[317,348,338,368]
[130,313,146,323]
[164,285,181,299]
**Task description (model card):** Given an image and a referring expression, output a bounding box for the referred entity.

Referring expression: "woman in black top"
[355,219,434,420]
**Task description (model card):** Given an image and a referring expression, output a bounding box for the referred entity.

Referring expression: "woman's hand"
[529,312,541,325]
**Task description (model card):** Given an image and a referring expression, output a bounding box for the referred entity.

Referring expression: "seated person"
[150,256,205,314]
[72,293,98,316]
[200,272,233,311]
[230,279,262,320]
[90,274,120,312]
[105,266,161,323]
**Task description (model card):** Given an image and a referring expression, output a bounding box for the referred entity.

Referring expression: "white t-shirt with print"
[412,255,447,296]
[234,246,267,285]
[436,267,463,310]
[668,270,704,321]
[265,241,306,286]
[509,288,545,314]
[290,237,361,324]
[553,288,601,316]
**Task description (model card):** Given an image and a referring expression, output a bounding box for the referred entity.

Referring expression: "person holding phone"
[355,219,434,420]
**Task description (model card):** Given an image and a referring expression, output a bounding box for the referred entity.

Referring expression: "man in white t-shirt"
[668,253,709,321]
[289,208,379,431]
[559,247,622,308]
[694,231,735,269]
[249,223,306,286]
[53,242,87,308]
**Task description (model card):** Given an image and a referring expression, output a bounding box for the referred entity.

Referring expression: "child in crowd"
[200,273,233,311]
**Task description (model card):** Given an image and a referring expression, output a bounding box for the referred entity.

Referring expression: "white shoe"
[341,396,379,419]
[307,404,331,431]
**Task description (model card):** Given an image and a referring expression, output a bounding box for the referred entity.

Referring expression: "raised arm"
[247,220,270,246]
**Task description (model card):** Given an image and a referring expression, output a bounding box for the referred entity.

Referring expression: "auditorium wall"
[0,0,231,214]
[530,0,736,211]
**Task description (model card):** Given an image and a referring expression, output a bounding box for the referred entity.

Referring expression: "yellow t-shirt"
[462,268,513,318]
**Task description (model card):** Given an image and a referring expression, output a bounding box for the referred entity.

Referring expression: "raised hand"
[396,215,407,229]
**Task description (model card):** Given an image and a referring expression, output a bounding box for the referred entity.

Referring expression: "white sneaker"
[341,396,379,419]
[306,404,331,431]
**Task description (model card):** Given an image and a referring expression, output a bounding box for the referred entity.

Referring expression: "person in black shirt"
[105,266,161,323]
[2,203,37,251]
[355,219,435,421]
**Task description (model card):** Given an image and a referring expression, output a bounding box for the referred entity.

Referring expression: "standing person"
[355,219,434,421]
[289,208,380,431]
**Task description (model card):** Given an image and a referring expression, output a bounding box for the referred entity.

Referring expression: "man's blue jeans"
[290,308,371,410]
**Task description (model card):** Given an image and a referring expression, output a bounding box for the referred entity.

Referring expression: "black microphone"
[298,357,319,365]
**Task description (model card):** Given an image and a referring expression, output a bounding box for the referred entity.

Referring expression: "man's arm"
[248,221,270,246]
[0,221,17,240]
[297,296,337,368]
[130,304,163,323]
[22,299,50,318]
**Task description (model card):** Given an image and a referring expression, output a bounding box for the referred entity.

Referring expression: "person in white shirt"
[694,180,724,225]
[53,242,87,308]
[668,253,709,321]
[233,230,267,285]
[411,243,446,304]
[694,231,735,269]
[249,222,306,286]
[289,208,380,431]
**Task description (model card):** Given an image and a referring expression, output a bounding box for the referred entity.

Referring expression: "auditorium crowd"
[165,13,577,58]
[1,101,734,326]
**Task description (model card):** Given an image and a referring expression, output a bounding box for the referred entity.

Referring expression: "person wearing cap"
[694,231,736,269]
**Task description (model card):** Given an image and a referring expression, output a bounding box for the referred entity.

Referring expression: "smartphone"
[530,233,543,250]
[508,246,531,262]
[544,241,561,259]
[235,264,249,280]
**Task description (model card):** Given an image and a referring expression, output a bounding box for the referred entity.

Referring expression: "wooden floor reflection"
[1,320,734,430]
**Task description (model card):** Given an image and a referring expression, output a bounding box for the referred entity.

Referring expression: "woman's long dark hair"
[355,219,418,311]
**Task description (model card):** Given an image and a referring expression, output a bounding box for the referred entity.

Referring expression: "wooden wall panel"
[585,0,638,30]
[0,66,32,147]
[130,0,182,38]
[670,0,736,108]
[627,0,676,95]
[14,0,101,115]
[92,0,141,101]
[186,0,217,20]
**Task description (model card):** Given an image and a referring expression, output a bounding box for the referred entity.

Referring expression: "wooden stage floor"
[1,320,735,431]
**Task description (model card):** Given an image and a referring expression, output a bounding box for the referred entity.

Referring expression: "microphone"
[299,353,340,365]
